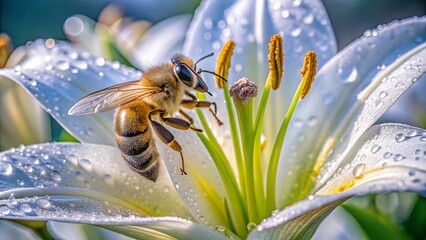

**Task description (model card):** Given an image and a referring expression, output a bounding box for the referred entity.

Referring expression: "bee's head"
[171,53,210,94]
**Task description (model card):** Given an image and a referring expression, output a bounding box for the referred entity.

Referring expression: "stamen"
[215,40,235,88]
[267,34,284,90]
[300,51,317,99]
[229,77,258,105]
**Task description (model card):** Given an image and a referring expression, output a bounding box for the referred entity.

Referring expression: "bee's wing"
[68,80,161,115]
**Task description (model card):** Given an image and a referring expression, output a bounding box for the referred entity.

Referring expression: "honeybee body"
[69,53,222,182]
[114,100,160,181]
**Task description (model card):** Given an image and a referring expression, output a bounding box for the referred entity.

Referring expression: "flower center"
[194,35,317,238]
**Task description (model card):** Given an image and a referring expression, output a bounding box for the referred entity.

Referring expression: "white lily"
[0,0,425,239]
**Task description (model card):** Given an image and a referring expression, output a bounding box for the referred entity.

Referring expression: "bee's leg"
[184,90,197,100]
[179,109,194,124]
[181,99,223,126]
[149,115,187,175]
[160,113,202,132]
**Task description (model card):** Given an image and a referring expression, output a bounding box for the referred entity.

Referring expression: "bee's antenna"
[194,53,214,70]
[198,69,228,83]
[207,91,213,96]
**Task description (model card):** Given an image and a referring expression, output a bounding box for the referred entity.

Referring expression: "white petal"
[132,15,192,68]
[0,197,226,240]
[0,40,141,145]
[277,17,426,205]
[249,123,426,239]
[316,123,426,195]
[0,143,192,218]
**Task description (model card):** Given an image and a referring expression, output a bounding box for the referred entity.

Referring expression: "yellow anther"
[0,33,13,68]
[215,40,235,88]
[300,50,317,99]
[268,34,284,90]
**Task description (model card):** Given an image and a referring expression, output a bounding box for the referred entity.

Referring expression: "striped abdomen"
[114,101,160,182]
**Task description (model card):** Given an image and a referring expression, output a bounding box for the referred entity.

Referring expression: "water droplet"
[0,161,13,176]
[103,174,113,184]
[291,27,302,37]
[73,61,88,70]
[79,159,92,172]
[98,71,104,77]
[353,164,366,178]
[95,57,105,66]
[383,152,393,159]
[0,205,11,215]
[338,62,358,83]
[35,198,51,209]
[247,222,257,233]
[374,100,384,108]
[50,170,62,182]
[406,130,419,137]
[293,118,303,127]
[379,91,388,99]
[204,18,213,30]
[307,116,318,126]
[370,145,381,154]
[393,154,406,162]
[13,176,24,185]
[8,196,17,205]
[292,0,302,7]
[19,203,32,213]
[281,10,290,18]
[55,60,70,70]
[395,134,406,142]
[303,13,314,24]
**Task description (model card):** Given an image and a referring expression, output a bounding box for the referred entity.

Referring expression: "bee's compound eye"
[174,63,194,87]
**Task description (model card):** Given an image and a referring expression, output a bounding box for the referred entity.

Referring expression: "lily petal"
[0,143,191,218]
[132,14,192,68]
[249,123,426,239]
[183,0,337,163]
[0,196,226,240]
[278,16,426,205]
[0,39,141,145]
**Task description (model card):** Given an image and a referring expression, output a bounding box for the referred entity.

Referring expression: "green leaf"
[403,196,426,240]
[342,203,411,240]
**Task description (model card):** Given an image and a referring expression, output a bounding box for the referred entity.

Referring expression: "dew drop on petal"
[395,134,406,142]
[95,57,106,66]
[50,170,62,182]
[393,154,406,162]
[0,161,13,176]
[353,164,365,178]
[383,152,393,159]
[338,62,358,83]
[55,60,70,71]
[0,205,11,215]
[370,145,381,154]
[20,203,32,213]
[35,198,51,209]
[78,159,92,172]
[103,174,113,184]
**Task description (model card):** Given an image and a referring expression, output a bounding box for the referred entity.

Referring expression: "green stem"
[253,82,271,219]
[195,101,247,237]
[266,80,305,212]
[222,85,246,200]
[233,98,259,223]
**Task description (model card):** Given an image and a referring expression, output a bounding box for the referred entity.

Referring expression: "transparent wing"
[68,80,162,115]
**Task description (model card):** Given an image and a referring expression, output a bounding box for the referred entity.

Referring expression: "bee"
[68,53,225,182]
